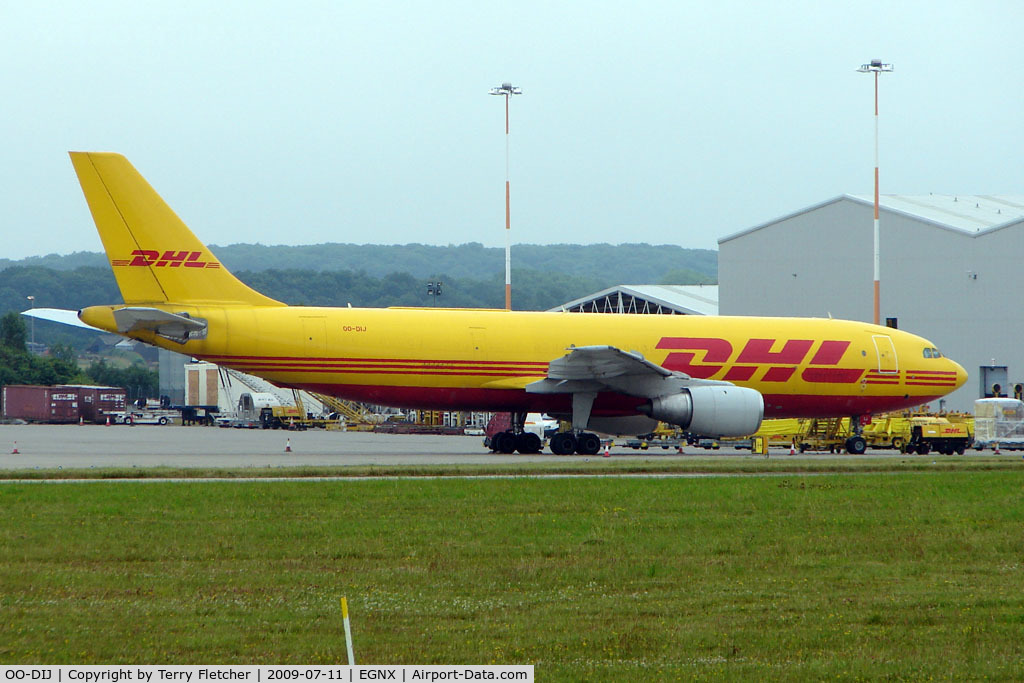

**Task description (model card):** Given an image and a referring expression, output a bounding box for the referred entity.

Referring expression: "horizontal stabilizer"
[112,307,207,344]
[21,307,102,331]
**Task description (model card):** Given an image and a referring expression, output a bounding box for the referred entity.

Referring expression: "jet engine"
[639,385,764,437]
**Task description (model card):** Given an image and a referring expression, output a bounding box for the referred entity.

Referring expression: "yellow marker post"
[340,597,355,665]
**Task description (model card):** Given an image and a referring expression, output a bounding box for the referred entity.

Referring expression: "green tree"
[1,312,27,351]
[85,359,158,401]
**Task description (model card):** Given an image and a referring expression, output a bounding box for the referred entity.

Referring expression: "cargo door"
[872,335,898,374]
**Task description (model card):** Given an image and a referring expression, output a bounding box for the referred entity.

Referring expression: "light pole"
[426,280,443,307]
[26,295,35,346]
[857,59,893,326]
[489,82,522,310]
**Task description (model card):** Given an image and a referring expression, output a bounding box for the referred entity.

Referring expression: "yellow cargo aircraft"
[71,152,967,455]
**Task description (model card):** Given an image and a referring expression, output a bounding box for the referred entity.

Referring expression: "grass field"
[2,467,1023,679]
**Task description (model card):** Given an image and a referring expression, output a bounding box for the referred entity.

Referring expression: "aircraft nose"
[951,358,968,389]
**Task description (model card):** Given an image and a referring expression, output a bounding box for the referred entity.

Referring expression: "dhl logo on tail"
[112,250,221,269]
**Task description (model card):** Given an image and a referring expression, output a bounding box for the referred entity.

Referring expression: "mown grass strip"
[0,455,1021,480]
[1,471,1023,679]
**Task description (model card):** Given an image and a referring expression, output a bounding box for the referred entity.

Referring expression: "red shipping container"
[57,385,125,423]
[2,385,80,423]
[2,385,51,421]
[47,389,79,423]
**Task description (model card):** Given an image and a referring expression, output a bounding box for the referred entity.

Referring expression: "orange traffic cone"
[105,415,110,426]
[285,438,292,453]
[11,441,19,454]
[994,442,1000,454]
[79,417,83,426]
[603,443,611,458]
[676,444,685,455]
[789,442,796,455]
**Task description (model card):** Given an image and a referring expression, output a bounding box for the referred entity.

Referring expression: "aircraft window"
[923,348,933,359]
[933,348,942,358]
[923,347,942,359]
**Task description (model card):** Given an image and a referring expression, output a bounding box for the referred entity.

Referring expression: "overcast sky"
[1,1,1021,259]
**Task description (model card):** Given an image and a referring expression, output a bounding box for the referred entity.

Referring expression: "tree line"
[1,261,715,348]
[1,241,718,283]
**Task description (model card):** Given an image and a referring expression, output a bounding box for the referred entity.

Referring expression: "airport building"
[548,284,718,316]
[718,194,1024,412]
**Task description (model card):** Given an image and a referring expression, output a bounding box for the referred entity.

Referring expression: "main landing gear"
[488,412,543,454]
[549,430,602,455]
[488,412,603,455]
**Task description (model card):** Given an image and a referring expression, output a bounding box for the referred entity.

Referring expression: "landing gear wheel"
[549,432,577,455]
[515,432,542,454]
[492,431,517,454]
[576,432,602,455]
[845,435,867,455]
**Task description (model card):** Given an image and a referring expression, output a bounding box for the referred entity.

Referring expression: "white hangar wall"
[719,195,1024,412]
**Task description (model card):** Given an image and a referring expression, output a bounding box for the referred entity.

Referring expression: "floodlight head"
[489,82,522,96]
[857,60,894,73]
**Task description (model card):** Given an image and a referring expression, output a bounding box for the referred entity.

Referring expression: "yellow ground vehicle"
[902,416,970,455]
[259,405,306,430]
[863,414,971,454]
[794,417,855,453]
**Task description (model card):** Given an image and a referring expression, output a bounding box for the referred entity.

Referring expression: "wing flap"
[527,345,730,399]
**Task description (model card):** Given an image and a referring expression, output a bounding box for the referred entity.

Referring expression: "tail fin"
[69,152,282,307]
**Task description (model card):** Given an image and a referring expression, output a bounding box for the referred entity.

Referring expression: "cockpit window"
[922,347,942,358]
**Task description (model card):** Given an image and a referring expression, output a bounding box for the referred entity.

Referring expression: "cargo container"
[1,384,127,423]
[2,385,77,423]
[58,385,126,424]
[2,385,51,422]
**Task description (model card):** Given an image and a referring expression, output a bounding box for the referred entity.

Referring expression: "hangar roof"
[550,284,718,316]
[849,194,1024,233]
[720,194,1024,244]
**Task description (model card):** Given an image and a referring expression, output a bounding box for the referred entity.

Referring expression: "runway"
[0,423,918,471]
[0,423,685,469]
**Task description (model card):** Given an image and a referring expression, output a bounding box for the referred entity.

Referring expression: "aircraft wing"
[526,345,726,398]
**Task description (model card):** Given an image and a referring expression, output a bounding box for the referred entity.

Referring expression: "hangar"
[718,194,1024,412]
[549,284,718,316]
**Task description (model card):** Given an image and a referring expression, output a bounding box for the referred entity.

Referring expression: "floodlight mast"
[489,82,522,310]
[857,59,893,326]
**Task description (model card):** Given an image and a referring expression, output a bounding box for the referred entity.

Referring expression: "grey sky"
[2,1,1021,259]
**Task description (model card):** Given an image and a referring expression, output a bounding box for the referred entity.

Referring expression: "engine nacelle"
[640,386,764,437]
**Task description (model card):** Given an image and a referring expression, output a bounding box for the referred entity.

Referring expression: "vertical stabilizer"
[69,152,282,307]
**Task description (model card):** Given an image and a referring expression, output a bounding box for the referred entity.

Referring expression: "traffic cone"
[677,444,685,454]
[994,442,1000,454]
[285,438,292,453]
[105,415,110,426]
[79,417,83,426]
[603,443,610,458]
[11,441,19,455]
[789,442,796,455]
